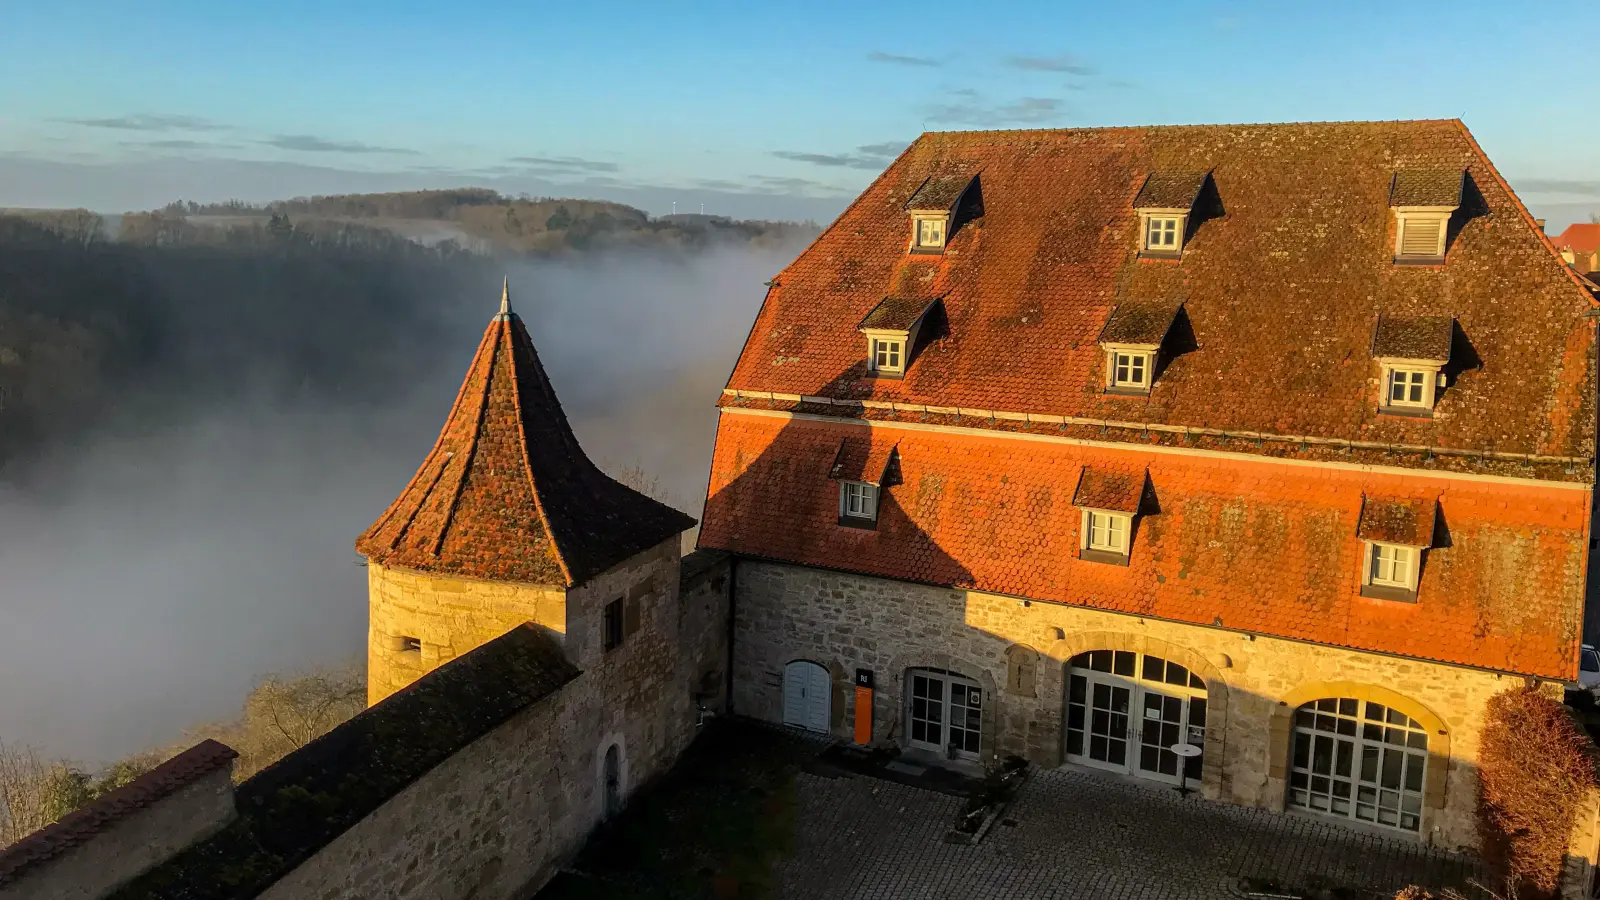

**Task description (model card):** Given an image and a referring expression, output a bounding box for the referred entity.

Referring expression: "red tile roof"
[1356,496,1438,547]
[1552,223,1600,254]
[1072,466,1145,513]
[701,413,1586,679]
[723,121,1597,470]
[0,740,236,885]
[357,285,694,586]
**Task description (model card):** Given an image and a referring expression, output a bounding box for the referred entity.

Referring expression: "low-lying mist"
[0,240,798,763]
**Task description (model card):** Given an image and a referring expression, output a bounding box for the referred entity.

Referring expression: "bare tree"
[187,664,365,780]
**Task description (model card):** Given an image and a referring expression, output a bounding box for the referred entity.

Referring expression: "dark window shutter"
[624,596,642,637]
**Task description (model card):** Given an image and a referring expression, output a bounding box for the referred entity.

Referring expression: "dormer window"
[905,172,977,255]
[871,336,904,374]
[1389,170,1463,264]
[859,297,940,379]
[1097,300,1183,396]
[1356,495,1437,603]
[1144,216,1181,252]
[1073,467,1150,566]
[1133,172,1209,258]
[1110,349,1153,391]
[830,436,900,529]
[914,215,946,251]
[1371,314,1454,417]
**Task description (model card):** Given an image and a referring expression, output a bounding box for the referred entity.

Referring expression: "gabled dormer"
[1371,314,1454,416]
[905,173,977,254]
[1097,300,1183,395]
[859,296,941,378]
[1132,172,1209,258]
[1388,170,1463,264]
[830,436,900,529]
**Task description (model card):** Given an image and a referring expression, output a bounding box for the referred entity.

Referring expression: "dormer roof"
[1098,299,1183,348]
[1389,169,1464,208]
[1372,314,1453,363]
[1132,172,1208,210]
[906,173,975,213]
[829,435,900,486]
[860,296,939,332]
[1072,467,1147,513]
[356,282,694,586]
[1356,495,1438,547]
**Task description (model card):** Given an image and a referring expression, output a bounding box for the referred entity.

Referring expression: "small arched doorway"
[1064,649,1207,785]
[782,660,831,733]
[603,744,622,819]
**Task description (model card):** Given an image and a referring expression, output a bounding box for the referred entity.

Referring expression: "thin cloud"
[771,141,909,171]
[866,51,941,67]
[54,113,225,132]
[506,155,620,173]
[1004,54,1095,76]
[261,135,419,155]
[1516,178,1600,199]
[124,139,238,151]
[924,96,1068,128]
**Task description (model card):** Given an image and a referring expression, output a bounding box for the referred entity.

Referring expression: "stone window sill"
[1360,583,1418,604]
[837,515,877,530]
[1079,548,1131,567]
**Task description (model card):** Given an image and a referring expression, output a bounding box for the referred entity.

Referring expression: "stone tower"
[355,280,695,704]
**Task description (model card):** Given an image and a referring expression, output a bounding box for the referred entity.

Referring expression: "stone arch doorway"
[603,744,622,819]
[1064,648,1208,786]
[1269,682,1450,835]
[782,659,831,733]
[904,667,985,761]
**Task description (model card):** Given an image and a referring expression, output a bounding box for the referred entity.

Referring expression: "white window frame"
[869,336,904,375]
[1138,210,1188,255]
[1101,343,1159,393]
[840,480,878,521]
[1081,508,1132,555]
[1392,207,1452,260]
[1377,359,1444,412]
[1363,540,1420,593]
[910,212,949,251]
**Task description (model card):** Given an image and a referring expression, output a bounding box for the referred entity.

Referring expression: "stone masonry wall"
[366,563,566,705]
[0,767,236,900]
[269,538,705,899]
[733,559,1516,851]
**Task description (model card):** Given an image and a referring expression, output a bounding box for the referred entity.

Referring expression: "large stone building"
[699,119,1600,851]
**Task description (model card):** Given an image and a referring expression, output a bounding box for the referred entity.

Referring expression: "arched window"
[1065,650,1206,785]
[1288,698,1427,832]
[602,743,623,819]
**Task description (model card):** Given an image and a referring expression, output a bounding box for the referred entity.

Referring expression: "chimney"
[1535,218,1547,232]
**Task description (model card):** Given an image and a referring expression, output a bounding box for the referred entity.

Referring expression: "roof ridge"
[503,319,575,585]
[919,118,1465,139]
[1450,119,1600,307]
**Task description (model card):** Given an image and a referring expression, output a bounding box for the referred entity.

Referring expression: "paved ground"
[776,763,1488,900]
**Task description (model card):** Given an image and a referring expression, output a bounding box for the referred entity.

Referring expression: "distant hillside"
[163,190,819,256]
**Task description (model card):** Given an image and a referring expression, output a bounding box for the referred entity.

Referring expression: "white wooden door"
[782,661,830,733]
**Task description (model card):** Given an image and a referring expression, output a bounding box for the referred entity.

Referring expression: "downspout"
[724,556,738,716]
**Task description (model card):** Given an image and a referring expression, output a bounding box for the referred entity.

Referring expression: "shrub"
[1477,686,1599,898]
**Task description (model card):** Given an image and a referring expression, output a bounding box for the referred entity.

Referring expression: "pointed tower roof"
[356,281,695,586]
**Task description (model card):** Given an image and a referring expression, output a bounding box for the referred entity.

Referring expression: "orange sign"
[854,686,873,744]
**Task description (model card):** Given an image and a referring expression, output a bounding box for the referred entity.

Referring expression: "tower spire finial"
[499,276,511,317]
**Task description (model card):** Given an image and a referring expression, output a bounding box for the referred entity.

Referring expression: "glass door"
[906,670,983,760]
[1136,689,1186,783]
[907,672,945,753]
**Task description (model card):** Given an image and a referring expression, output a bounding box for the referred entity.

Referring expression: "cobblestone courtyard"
[777,764,1487,900]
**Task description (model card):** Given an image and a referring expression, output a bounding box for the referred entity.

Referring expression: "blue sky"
[1,1,1597,226]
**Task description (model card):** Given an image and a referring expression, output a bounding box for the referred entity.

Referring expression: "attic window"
[396,635,421,653]
[1073,467,1148,566]
[1133,172,1209,258]
[1372,314,1454,417]
[1356,496,1437,603]
[1097,300,1183,396]
[859,297,940,378]
[830,436,899,529]
[1389,170,1463,264]
[905,173,976,255]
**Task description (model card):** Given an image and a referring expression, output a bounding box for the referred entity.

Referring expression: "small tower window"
[603,598,624,651]
[395,635,422,653]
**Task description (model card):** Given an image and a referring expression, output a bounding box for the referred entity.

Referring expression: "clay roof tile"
[1389,168,1464,207]
[1372,314,1454,362]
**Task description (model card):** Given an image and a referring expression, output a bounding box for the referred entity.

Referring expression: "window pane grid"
[843,481,878,518]
[873,339,903,371]
[1370,543,1414,588]
[1387,369,1427,406]
[1288,699,1427,832]
[1087,511,1129,553]
[1113,352,1149,388]
[1145,217,1179,249]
